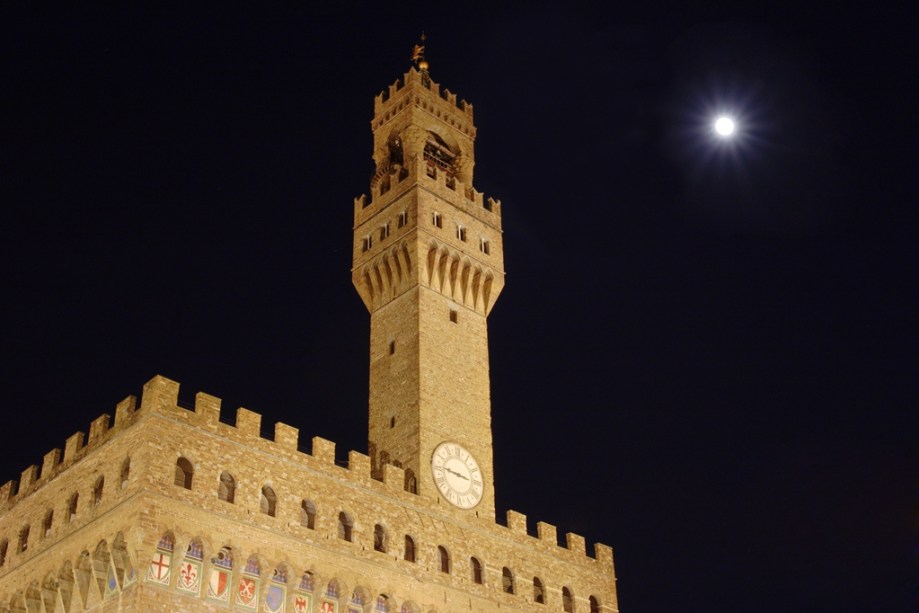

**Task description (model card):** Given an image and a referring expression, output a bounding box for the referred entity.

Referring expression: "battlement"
[0,394,139,511]
[353,153,502,229]
[374,68,473,121]
[0,376,611,571]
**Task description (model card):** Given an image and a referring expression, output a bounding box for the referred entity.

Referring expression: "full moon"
[714,116,736,137]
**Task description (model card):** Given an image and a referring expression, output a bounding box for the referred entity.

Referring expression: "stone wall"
[0,376,617,612]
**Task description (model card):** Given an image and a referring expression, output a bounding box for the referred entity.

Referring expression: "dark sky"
[3,4,915,612]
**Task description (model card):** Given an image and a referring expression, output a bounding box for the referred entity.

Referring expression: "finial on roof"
[411,32,429,72]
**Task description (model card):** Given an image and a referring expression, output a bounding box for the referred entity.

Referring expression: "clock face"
[430,442,483,509]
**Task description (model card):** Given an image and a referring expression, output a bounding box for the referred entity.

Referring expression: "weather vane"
[411,32,429,72]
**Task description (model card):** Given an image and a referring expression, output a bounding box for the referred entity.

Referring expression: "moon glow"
[714,116,736,137]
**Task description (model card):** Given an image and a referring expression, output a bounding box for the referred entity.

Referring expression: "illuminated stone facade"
[0,66,619,613]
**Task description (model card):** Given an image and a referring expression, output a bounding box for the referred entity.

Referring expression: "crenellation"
[375,69,474,125]
[87,414,110,445]
[274,422,299,451]
[193,391,221,427]
[411,156,502,230]
[0,482,11,505]
[537,521,558,546]
[62,431,85,464]
[113,395,136,427]
[0,374,615,611]
[16,467,36,494]
[347,451,372,486]
[40,449,61,482]
[381,463,405,493]
[594,543,615,568]
[234,407,262,438]
[566,532,586,556]
[311,436,336,465]
[140,375,179,413]
[506,510,527,535]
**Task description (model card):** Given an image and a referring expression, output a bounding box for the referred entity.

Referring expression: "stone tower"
[352,57,505,520]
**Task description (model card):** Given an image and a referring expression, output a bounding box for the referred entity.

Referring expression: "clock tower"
[352,48,505,519]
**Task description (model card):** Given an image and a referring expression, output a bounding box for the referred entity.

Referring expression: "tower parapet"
[374,68,475,124]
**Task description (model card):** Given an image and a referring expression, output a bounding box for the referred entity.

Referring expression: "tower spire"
[410,32,428,72]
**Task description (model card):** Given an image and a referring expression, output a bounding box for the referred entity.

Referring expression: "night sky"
[3,5,915,612]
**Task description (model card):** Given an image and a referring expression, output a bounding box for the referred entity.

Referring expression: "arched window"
[25,583,41,612]
[376,594,391,612]
[388,133,404,166]
[0,539,8,566]
[120,457,131,489]
[301,500,316,529]
[471,557,483,584]
[590,595,601,613]
[502,567,515,594]
[42,509,53,538]
[533,577,545,604]
[563,586,574,612]
[112,532,135,588]
[404,469,417,494]
[404,535,416,562]
[338,512,353,542]
[438,545,450,573]
[93,476,104,506]
[260,485,277,517]
[297,571,314,592]
[19,525,29,553]
[174,457,193,489]
[67,493,78,522]
[218,472,235,503]
[374,524,386,552]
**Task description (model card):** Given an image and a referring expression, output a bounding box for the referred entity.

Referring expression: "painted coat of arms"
[146,552,171,585]
[207,568,230,603]
[177,560,201,595]
[293,594,312,613]
[263,583,286,613]
[320,599,338,613]
[237,576,259,610]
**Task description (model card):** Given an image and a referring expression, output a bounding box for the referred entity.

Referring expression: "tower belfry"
[352,46,505,518]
